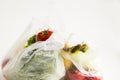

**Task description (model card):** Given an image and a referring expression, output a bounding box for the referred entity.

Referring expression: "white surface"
[0,0,120,80]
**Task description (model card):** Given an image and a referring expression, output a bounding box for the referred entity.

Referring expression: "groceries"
[2,25,102,80]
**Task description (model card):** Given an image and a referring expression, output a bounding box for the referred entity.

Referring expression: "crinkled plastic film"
[1,19,65,80]
[1,18,103,80]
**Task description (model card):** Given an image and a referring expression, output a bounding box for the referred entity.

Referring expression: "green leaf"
[27,35,36,47]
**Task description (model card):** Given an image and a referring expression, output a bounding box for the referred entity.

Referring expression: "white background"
[0,0,120,80]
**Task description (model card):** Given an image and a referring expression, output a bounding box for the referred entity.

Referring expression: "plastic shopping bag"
[1,19,103,80]
[2,19,65,80]
[60,34,103,80]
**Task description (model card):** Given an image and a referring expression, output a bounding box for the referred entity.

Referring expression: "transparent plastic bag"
[1,18,103,80]
[3,42,65,80]
[60,34,103,80]
[1,19,65,80]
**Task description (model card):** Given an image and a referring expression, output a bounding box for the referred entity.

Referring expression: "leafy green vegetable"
[79,44,88,53]
[27,35,36,47]
[11,49,64,80]
[70,43,88,53]
[71,44,81,53]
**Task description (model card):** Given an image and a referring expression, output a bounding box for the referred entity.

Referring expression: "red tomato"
[36,30,53,41]
[67,70,102,80]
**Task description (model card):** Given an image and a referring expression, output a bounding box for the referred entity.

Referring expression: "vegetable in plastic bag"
[2,19,65,80]
[3,41,65,80]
